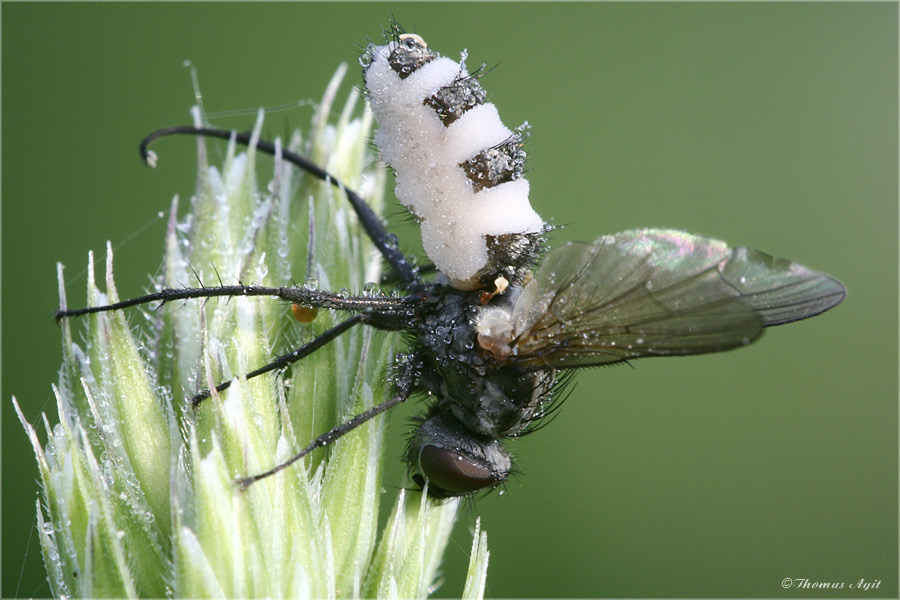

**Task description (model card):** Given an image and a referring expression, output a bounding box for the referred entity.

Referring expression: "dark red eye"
[418,445,499,496]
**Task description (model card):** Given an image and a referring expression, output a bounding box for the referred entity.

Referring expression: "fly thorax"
[418,288,483,370]
[420,359,554,438]
[460,367,556,437]
[420,287,553,438]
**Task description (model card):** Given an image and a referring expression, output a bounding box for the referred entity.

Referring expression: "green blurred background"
[3,3,896,598]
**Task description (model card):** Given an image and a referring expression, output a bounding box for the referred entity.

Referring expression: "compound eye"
[418,445,498,496]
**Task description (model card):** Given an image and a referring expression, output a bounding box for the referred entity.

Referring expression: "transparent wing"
[505,229,846,369]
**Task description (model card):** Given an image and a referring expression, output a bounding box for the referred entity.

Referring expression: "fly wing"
[505,229,846,369]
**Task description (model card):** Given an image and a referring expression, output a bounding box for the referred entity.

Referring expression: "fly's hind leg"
[140,126,424,291]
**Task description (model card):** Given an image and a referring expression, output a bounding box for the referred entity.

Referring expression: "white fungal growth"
[364,34,544,290]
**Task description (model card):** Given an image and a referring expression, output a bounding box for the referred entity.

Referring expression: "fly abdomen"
[362,32,545,291]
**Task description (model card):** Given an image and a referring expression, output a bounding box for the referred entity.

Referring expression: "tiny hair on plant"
[55,23,846,500]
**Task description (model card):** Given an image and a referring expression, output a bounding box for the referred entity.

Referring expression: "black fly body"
[56,28,846,500]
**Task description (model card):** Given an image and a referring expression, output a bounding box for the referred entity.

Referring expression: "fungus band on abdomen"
[362,33,545,290]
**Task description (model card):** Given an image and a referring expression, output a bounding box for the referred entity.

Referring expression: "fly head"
[407,408,511,499]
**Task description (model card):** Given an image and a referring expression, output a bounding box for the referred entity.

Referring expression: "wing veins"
[503,230,844,370]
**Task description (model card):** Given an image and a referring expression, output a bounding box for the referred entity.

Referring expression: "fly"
[55,27,846,499]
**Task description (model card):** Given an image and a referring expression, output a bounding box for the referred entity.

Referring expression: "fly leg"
[56,283,420,406]
[55,283,420,321]
[188,314,364,407]
[235,352,423,490]
[139,126,424,291]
